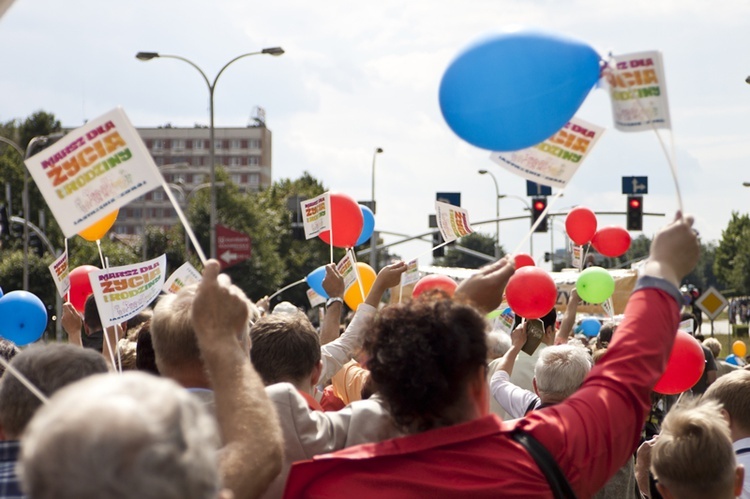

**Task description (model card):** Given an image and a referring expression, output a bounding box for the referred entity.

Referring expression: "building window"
[249,139,261,149]
[248,173,260,186]
[230,157,241,166]
[248,156,260,165]
[173,139,185,150]
[194,174,204,184]
[231,139,241,149]
[195,140,205,150]
[155,157,164,166]
[153,191,164,201]
[214,140,222,150]
[132,208,142,218]
[231,174,242,184]
[153,140,164,150]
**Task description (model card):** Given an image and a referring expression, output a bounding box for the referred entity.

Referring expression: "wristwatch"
[325,297,344,309]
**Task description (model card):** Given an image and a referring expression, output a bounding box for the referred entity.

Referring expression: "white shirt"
[489,369,540,419]
[487,343,547,420]
[733,437,750,499]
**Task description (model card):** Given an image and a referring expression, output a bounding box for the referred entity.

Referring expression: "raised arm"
[454,257,515,314]
[320,264,345,346]
[520,213,700,497]
[555,288,580,345]
[61,303,83,347]
[490,325,539,418]
[192,260,283,499]
[318,261,406,385]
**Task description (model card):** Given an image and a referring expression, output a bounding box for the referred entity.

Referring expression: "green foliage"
[433,232,499,269]
[714,212,750,295]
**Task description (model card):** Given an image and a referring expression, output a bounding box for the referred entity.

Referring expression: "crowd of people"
[0,212,747,498]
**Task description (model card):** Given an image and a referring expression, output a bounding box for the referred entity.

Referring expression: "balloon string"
[267,278,306,302]
[511,190,565,256]
[161,180,207,266]
[96,239,105,268]
[0,357,49,404]
[64,238,70,303]
[413,239,452,262]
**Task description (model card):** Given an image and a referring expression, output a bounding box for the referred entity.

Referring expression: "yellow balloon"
[343,262,377,310]
[78,210,119,242]
[733,340,747,358]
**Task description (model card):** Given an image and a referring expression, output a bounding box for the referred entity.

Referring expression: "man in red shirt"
[285,213,699,499]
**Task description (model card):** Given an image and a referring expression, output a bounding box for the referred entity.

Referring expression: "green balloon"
[576,267,615,304]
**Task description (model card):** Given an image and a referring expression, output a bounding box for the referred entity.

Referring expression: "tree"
[433,232,499,269]
[714,212,750,295]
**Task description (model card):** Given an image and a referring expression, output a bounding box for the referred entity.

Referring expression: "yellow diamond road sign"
[695,286,728,320]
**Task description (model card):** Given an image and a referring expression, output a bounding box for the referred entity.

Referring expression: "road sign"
[216,224,252,270]
[436,192,461,207]
[526,180,552,197]
[695,286,728,320]
[621,176,648,194]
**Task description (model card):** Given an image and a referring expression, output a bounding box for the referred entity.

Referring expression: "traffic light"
[29,232,44,257]
[531,197,548,232]
[432,231,445,257]
[0,205,8,237]
[627,196,643,231]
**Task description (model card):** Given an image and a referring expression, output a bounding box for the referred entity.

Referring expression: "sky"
[1,0,749,269]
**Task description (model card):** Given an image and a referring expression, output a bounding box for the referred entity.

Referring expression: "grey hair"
[0,344,108,439]
[486,332,512,360]
[19,372,222,499]
[534,344,592,402]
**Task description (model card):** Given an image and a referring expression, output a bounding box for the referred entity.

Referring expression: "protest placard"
[24,107,163,238]
[89,255,166,328]
[401,259,420,286]
[306,289,327,308]
[336,252,357,291]
[48,250,70,297]
[490,117,605,189]
[606,51,671,132]
[300,192,331,239]
[162,262,202,294]
[435,201,473,243]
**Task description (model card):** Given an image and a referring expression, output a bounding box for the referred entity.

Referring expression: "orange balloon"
[733,340,747,358]
[78,210,119,241]
[343,262,377,309]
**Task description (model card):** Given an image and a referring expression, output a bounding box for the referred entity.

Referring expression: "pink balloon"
[505,267,557,319]
[514,253,535,269]
[318,192,364,249]
[412,274,458,298]
[654,330,706,395]
[565,207,597,246]
[591,226,631,257]
[69,265,99,313]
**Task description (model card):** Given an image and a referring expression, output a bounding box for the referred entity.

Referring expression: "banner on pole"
[162,262,202,294]
[24,107,163,237]
[401,259,420,286]
[435,201,473,243]
[300,192,331,239]
[490,117,605,189]
[89,255,166,328]
[605,51,671,132]
[336,252,357,291]
[48,250,70,297]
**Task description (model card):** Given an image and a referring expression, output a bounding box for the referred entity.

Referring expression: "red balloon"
[514,253,535,269]
[591,226,631,257]
[318,192,364,249]
[565,207,597,246]
[412,274,458,298]
[505,267,557,319]
[69,265,98,313]
[654,330,706,395]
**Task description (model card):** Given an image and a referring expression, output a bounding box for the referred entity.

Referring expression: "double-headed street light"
[136,47,284,259]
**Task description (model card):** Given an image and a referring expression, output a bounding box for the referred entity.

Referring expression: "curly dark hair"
[364,299,487,434]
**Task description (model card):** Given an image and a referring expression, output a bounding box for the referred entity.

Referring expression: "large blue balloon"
[0,290,47,346]
[355,205,376,247]
[439,29,601,152]
[580,317,601,338]
[305,266,329,299]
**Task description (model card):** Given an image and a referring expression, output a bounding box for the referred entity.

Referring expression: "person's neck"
[165,366,211,390]
[731,426,750,443]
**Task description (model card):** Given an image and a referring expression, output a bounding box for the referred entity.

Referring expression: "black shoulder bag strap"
[511,428,577,499]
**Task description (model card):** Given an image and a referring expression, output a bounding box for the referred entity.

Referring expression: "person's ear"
[734,465,745,497]
[532,377,539,396]
[217,488,234,499]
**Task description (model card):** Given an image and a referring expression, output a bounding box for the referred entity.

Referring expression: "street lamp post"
[478,169,501,258]
[369,147,383,270]
[136,47,284,259]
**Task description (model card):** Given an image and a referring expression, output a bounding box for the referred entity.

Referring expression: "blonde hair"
[704,369,750,433]
[702,337,722,358]
[651,399,736,499]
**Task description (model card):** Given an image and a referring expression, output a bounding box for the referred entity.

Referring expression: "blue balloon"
[580,317,601,338]
[305,266,329,299]
[0,291,48,346]
[439,29,601,152]
[355,205,376,247]
[726,354,740,366]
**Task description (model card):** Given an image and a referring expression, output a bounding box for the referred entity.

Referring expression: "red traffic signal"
[626,196,643,231]
[531,197,548,233]
[628,197,641,209]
